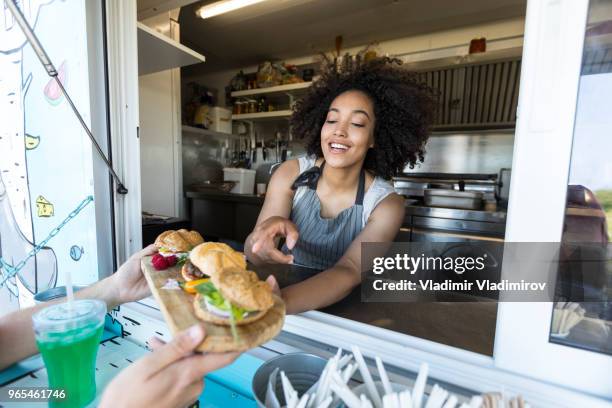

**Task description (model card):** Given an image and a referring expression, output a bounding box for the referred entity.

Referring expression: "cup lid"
[32,299,106,333]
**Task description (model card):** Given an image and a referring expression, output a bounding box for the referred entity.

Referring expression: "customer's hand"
[249,216,299,264]
[100,325,239,408]
[109,244,158,305]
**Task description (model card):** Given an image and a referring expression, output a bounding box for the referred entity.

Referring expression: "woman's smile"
[328,140,352,154]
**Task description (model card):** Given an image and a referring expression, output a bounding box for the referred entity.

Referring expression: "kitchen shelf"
[181,125,240,139]
[231,81,312,98]
[232,110,293,121]
[404,47,523,72]
[137,22,206,76]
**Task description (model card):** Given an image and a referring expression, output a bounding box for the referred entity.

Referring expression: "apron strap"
[355,168,366,205]
[291,160,365,205]
[290,161,325,190]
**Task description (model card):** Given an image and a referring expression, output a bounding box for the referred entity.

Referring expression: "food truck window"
[0,0,114,316]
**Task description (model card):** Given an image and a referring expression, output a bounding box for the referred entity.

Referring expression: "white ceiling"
[175,0,526,74]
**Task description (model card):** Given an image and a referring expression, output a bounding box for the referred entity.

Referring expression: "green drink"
[32,299,106,408]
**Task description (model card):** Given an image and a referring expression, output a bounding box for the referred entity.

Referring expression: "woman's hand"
[107,244,158,307]
[248,216,299,264]
[100,325,239,408]
[265,275,282,298]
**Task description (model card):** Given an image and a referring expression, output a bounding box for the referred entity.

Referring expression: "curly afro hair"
[290,56,436,180]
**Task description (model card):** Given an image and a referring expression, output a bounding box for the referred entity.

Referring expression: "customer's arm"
[0,245,156,370]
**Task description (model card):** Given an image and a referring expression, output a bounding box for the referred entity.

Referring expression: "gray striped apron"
[284,161,366,270]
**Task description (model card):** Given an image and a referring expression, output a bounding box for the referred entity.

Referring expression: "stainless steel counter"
[253,263,497,356]
[186,190,264,205]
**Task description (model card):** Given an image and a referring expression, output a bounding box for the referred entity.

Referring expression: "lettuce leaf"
[177,254,189,266]
[194,280,249,331]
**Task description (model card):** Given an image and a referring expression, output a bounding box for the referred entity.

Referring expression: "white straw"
[281,371,297,408]
[361,394,373,408]
[441,395,457,408]
[382,393,400,408]
[330,380,361,408]
[296,393,310,408]
[316,359,336,406]
[425,384,448,408]
[313,363,331,406]
[316,396,333,408]
[352,346,383,408]
[64,270,74,313]
[375,357,393,396]
[468,396,483,408]
[411,363,429,408]
[399,390,413,408]
[338,354,353,369]
[342,363,358,384]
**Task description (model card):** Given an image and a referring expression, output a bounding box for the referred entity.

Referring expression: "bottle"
[258,96,267,112]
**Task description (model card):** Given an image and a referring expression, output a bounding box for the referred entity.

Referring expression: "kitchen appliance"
[223,167,256,194]
[208,106,232,133]
[394,173,498,201]
[424,189,484,210]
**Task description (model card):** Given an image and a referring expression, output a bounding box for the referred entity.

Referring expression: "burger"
[192,267,274,327]
[181,242,246,281]
[154,229,204,259]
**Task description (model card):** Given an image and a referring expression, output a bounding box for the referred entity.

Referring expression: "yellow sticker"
[25,134,40,150]
[36,195,54,217]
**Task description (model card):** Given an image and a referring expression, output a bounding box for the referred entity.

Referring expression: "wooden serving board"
[141,255,285,352]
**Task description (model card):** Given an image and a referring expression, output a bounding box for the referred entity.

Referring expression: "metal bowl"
[252,352,327,407]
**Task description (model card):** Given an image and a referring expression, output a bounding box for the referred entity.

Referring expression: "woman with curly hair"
[246,56,435,314]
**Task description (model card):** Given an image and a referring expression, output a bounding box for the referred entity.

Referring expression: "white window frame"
[494,0,612,398]
[106,0,611,405]
[105,0,142,265]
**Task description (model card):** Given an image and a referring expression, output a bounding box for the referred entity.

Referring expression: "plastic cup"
[32,299,106,408]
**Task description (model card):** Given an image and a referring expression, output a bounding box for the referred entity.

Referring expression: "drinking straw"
[296,393,310,408]
[281,371,297,408]
[65,270,74,314]
[330,380,361,408]
[316,396,333,408]
[375,357,393,396]
[441,395,457,408]
[382,392,400,408]
[361,394,374,408]
[468,395,483,408]
[399,390,413,408]
[411,363,429,408]
[425,384,448,408]
[342,363,358,384]
[338,354,353,369]
[351,346,383,408]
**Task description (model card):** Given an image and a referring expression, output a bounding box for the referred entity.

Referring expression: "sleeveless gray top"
[285,156,395,270]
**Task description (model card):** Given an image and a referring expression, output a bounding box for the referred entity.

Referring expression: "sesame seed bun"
[155,229,204,253]
[189,242,246,277]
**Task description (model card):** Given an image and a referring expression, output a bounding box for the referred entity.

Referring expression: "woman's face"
[320,90,375,169]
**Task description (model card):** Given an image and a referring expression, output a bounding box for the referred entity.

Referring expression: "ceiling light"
[196,0,269,19]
